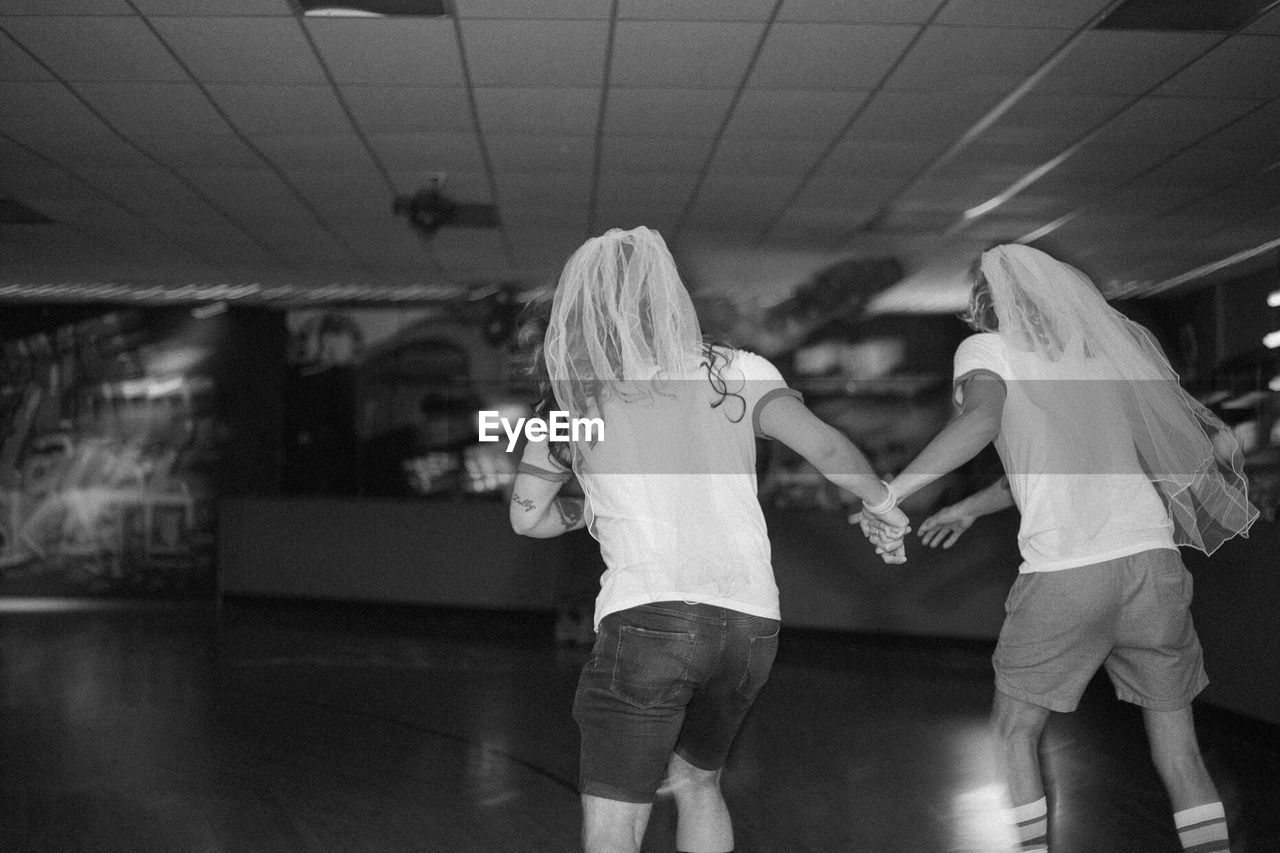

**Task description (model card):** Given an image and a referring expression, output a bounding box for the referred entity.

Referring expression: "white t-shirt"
[532,348,799,628]
[953,333,1175,573]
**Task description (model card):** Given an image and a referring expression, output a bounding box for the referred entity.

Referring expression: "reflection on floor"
[1,600,1276,852]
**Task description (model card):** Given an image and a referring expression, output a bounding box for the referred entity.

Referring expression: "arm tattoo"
[554,497,584,529]
[511,491,536,513]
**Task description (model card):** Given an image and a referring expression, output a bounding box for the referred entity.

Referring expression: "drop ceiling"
[1,0,1278,310]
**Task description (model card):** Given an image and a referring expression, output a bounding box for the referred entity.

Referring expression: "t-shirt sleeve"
[952,334,1008,406]
[733,349,803,438]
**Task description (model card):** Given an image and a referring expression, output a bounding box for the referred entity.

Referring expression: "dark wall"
[0,303,285,598]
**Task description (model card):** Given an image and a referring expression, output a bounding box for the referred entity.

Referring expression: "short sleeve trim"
[752,387,803,438]
[953,368,1006,406]
[517,461,572,482]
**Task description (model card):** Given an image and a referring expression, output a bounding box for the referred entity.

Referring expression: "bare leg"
[665,752,733,853]
[1142,706,1219,812]
[581,794,652,853]
[991,689,1052,806]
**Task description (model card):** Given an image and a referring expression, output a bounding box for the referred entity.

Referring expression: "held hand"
[852,505,910,563]
[917,505,975,549]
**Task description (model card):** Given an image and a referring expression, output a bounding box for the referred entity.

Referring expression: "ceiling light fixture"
[1264,330,1280,350]
[294,0,454,16]
[1268,290,1280,308]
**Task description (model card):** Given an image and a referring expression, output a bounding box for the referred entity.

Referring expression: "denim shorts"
[994,548,1208,713]
[572,601,780,803]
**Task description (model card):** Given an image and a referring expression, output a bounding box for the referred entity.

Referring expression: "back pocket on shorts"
[735,626,780,702]
[610,625,696,710]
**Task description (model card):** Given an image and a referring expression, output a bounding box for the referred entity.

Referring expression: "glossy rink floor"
[2,602,1277,853]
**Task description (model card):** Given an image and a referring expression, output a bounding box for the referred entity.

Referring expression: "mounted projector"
[392,182,500,240]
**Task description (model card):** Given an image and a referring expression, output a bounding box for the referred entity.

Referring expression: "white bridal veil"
[544,226,703,427]
[980,244,1258,554]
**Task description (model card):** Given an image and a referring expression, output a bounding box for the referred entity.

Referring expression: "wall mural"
[0,309,225,597]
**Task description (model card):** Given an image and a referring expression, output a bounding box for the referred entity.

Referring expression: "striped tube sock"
[1174,801,1229,852]
[1011,796,1048,852]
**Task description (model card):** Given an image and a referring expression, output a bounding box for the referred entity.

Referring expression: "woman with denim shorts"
[509,226,908,853]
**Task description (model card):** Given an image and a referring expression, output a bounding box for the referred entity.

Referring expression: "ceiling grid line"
[290,15,401,199]
[1092,153,1280,294]
[585,0,620,238]
[0,19,295,271]
[0,129,221,269]
[1018,97,1280,248]
[941,2,1280,238]
[665,0,784,249]
[746,0,954,247]
[852,0,1130,240]
[127,1,373,271]
[450,14,516,269]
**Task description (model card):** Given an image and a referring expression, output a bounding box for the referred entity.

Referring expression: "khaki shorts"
[994,549,1208,713]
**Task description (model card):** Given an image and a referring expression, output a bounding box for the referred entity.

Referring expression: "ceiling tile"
[341,86,475,134]
[0,80,104,138]
[1157,35,1280,99]
[208,84,352,135]
[1139,145,1278,188]
[494,171,592,208]
[1036,31,1223,95]
[461,19,608,87]
[3,16,186,81]
[485,135,594,173]
[133,133,263,168]
[778,0,944,24]
[504,222,590,249]
[981,93,1133,148]
[722,89,868,141]
[883,26,1069,93]
[1087,96,1262,150]
[792,171,905,208]
[77,167,223,212]
[13,123,154,169]
[0,32,53,80]
[820,138,949,179]
[365,131,486,172]
[706,136,828,177]
[765,207,876,250]
[595,171,698,209]
[604,88,737,138]
[182,167,310,214]
[150,17,326,84]
[474,87,600,135]
[1244,7,1280,33]
[599,136,713,173]
[611,21,764,87]
[305,18,463,86]
[0,1,132,13]
[1197,99,1280,153]
[1027,144,1170,193]
[134,0,293,14]
[618,0,774,20]
[250,133,375,171]
[934,0,1113,28]
[750,23,920,89]
[686,175,798,222]
[846,90,1003,141]
[76,82,231,135]
[455,0,611,19]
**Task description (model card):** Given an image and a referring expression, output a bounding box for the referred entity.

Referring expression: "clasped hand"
[850,505,910,565]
